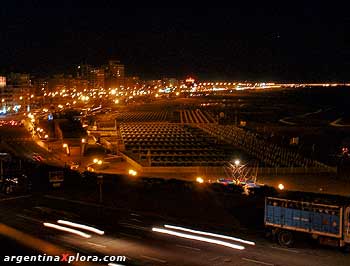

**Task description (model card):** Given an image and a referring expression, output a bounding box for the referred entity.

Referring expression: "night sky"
[1,2,350,81]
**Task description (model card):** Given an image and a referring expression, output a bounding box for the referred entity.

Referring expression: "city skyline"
[1,3,350,264]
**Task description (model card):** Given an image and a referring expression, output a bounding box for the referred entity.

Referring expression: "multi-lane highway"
[0,194,349,266]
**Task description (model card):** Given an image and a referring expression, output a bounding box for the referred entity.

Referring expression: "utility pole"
[234,103,238,127]
[0,159,3,181]
[97,175,103,203]
[0,153,9,182]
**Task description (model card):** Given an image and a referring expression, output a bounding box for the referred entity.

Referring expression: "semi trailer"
[265,196,350,249]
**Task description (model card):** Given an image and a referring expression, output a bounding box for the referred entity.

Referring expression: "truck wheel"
[277,230,294,247]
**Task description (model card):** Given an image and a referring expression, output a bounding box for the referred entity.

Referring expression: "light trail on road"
[164,224,255,245]
[57,220,105,235]
[43,222,91,238]
[152,227,245,250]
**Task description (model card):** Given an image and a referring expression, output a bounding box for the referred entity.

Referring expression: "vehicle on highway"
[69,161,80,170]
[265,196,350,250]
[86,165,95,172]
[86,161,109,172]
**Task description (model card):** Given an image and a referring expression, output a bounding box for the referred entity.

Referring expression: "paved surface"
[0,194,349,266]
[0,118,64,167]
[0,113,350,265]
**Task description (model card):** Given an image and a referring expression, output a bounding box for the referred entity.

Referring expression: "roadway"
[0,116,64,167]
[0,194,348,266]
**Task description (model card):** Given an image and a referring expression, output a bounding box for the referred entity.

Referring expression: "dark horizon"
[1,4,350,81]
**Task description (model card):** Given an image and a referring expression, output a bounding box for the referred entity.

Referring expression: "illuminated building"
[76,64,91,79]
[89,68,105,90]
[0,76,6,88]
[105,60,125,88]
[76,64,104,90]
[0,73,32,113]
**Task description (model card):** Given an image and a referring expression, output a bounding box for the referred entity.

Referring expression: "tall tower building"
[2,73,32,113]
[89,68,105,90]
[77,64,91,79]
[105,60,125,88]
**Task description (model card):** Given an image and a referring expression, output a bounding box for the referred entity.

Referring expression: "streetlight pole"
[0,153,9,185]
[81,138,86,159]
[0,159,3,181]
[97,175,103,203]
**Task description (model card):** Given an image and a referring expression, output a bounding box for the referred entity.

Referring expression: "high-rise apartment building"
[89,68,105,90]
[76,64,105,90]
[0,73,32,113]
[105,60,125,88]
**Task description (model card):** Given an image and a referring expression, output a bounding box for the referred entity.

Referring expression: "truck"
[264,196,350,249]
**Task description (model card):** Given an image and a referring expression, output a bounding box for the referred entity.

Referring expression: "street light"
[224,158,249,185]
[97,175,103,203]
[278,183,285,190]
[81,138,86,157]
[63,143,70,155]
[0,152,9,182]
